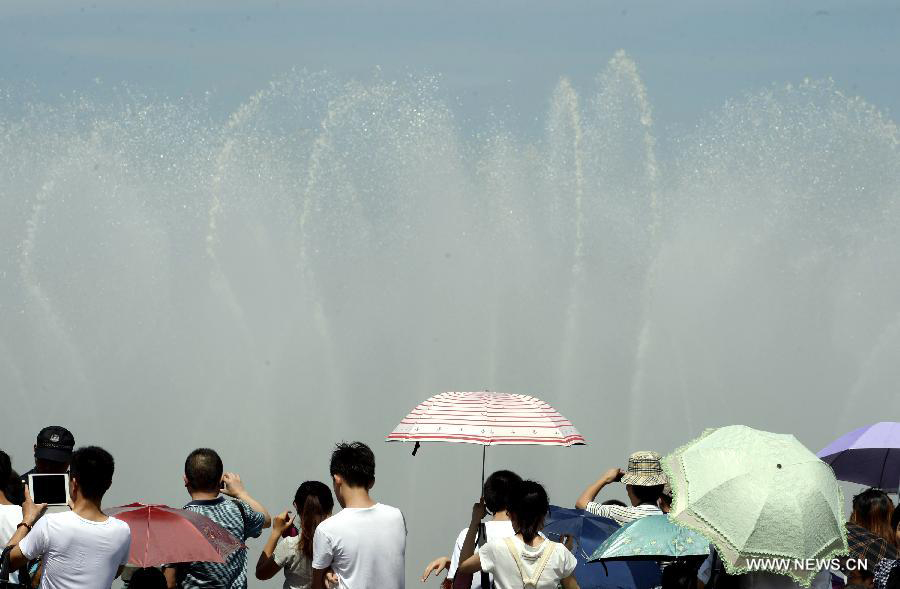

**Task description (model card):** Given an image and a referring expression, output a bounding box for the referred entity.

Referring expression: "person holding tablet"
[5,445,132,589]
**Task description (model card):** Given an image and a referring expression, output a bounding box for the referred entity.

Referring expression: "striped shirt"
[584,502,662,525]
[174,497,265,589]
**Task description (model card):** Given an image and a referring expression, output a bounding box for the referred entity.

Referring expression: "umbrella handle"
[481,446,486,489]
[412,442,421,456]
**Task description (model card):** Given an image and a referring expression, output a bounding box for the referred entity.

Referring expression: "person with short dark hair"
[256,480,334,589]
[420,470,523,588]
[5,446,132,589]
[128,567,168,589]
[164,448,271,589]
[311,442,406,589]
[457,480,578,589]
[575,451,666,525]
[422,470,522,589]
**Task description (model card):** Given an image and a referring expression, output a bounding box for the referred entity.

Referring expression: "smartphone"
[28,473,70,505]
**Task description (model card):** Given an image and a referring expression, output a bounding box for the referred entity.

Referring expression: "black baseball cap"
[35,426,75,463]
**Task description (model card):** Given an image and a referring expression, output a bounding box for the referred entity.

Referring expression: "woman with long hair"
[845,488,898,588]
[457,480,579,589]
[851,488,897,546]
[256,481,334,589]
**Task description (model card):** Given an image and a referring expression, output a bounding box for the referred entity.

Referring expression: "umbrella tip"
[412,441,421,456]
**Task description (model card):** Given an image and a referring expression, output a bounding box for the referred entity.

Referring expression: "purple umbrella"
[817,422,900,492]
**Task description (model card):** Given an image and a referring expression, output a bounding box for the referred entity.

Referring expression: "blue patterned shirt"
[174,497,265,589]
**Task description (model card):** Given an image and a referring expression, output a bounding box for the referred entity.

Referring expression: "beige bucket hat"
[621,450,667,486]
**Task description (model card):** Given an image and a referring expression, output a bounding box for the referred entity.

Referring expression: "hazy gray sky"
[3,0,900,134]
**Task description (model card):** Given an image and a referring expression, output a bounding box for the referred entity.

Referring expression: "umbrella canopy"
[817,422,900,492]
[543,506,662,589]
[589,515,710,561]
[386,391,585,446]
[108,503,243,567]
[663,425,847,586]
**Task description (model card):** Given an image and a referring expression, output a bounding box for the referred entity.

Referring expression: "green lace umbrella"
[589,515,710,561]
[662,425,848,587]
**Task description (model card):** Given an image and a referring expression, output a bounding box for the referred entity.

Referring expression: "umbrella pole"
[481,445,486,491]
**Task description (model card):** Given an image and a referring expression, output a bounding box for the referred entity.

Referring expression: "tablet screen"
[30,474,69,505]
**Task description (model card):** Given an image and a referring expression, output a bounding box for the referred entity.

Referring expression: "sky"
[3,0,900,136]
[2,2,900,588]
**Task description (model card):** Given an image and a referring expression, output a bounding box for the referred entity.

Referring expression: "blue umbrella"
[543,506,662,589]
[589,515,710,561]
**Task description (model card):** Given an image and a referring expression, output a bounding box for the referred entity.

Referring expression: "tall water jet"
[2,61,900,587]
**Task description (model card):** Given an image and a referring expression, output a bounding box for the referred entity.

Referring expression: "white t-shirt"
[448,520,516,589]
[273,535,313,589]
[18,510,132,589]
[478,536,577,589]
[312,503,406,589]
[0,504,24,546]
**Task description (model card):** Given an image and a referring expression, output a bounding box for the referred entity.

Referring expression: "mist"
[1,52,899,586]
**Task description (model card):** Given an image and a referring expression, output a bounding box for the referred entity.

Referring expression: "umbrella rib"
[877,447,891,489]
[145,507,153,567]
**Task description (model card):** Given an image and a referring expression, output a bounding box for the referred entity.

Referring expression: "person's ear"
[183,474,189,489]
[69,476,78,500]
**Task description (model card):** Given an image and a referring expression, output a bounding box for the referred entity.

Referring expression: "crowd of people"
[2,425,900,589]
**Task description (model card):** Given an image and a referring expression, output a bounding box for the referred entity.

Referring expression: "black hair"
[851,488,895,545]
[661,560,700,589]
[601,499,627,507]
[5,469,25,506]
[483,470,522,514]
[891,500,900,536]
[508,480,549,543]
[0,450,11,488]
[631,484,664,505]
[294,481,335,559]
[128,567,167,589]
[329,442,375,488]
[184,448,224,492]
[69,446,115,502]
[887,565,900,589]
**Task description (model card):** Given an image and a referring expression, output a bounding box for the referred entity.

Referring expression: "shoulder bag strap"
[232,499,248,538]
[477,523,491,589]
[504,538,557,588]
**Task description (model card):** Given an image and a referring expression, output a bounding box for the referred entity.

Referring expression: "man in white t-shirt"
[5,446,132,589]
[312,442,406,589]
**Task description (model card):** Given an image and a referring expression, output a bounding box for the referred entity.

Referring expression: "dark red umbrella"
[108,503,243,567]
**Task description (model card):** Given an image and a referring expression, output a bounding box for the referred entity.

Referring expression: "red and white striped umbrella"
[386,391,586,447]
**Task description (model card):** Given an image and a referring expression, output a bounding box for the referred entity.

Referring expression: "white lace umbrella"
[386,391,585,483]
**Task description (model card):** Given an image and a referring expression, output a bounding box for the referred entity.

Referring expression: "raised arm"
[222,472,272,528]
[6,486,47,570]
[456,553,483,576]
[452,499,486,589]
[575,468,623,509]
[256,510,293,580]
